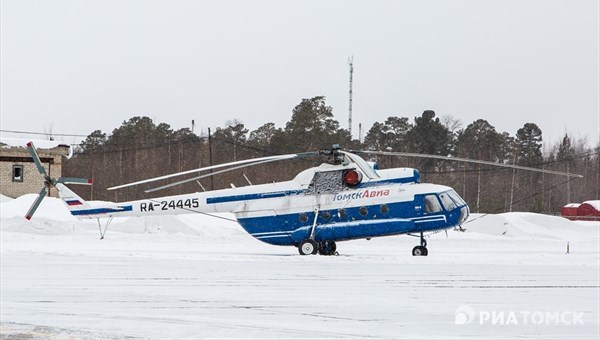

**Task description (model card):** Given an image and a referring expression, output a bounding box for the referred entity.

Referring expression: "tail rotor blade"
[57,177,93,185]
[26,142,47,176]
[25,188,47,220]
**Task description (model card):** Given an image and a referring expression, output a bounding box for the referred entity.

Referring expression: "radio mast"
[348,56,354,137]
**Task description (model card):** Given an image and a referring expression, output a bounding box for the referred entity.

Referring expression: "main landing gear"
[412,232,428,256]
[298,239,338,256]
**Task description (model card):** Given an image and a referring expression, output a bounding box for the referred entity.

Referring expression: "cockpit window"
[447,190,466,206]
[424,195,443,213]
[438,192,457,211]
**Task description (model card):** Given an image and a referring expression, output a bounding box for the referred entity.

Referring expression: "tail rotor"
[24,142,91,220]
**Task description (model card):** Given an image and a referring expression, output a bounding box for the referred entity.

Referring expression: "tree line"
[63,96,599,213]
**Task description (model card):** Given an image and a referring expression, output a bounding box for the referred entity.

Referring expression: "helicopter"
[24,142,581,256]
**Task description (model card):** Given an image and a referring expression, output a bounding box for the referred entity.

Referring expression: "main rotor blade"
[26,142,47,175]
[145,158,286,193]
[108,151,318,191]
[338,150,379,179]
[25,187,47,220]
[359,151,583,178]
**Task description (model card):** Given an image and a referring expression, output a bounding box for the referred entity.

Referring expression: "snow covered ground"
[1,194,599,339]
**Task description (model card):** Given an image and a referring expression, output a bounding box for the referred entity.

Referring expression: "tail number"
[140,198,199,212]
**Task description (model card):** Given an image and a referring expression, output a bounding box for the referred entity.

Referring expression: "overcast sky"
[1,0,598,148]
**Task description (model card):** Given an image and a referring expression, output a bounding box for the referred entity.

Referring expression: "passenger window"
[380,204,389,214]
[424,195,442,213]
[439,192,457,211]
[299,213,308,222]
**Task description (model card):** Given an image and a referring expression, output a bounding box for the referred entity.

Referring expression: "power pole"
[358,123,362,143]
[348,56,354,137]
[566,163,571,203]
[208,127,214,191]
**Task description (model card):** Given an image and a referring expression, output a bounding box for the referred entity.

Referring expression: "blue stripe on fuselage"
[70,205,133,216]
[206,190,305,204]
[236,199,461,246]
[205,176,417,205]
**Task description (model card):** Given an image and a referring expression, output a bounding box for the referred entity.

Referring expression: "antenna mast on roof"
[348,56,354,137]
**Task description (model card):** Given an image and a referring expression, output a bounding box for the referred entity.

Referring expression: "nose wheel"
[412,245,428,256]
[412,232,428,256]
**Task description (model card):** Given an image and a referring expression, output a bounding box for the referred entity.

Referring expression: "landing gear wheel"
[412,245,428,256]
[298,239,318,255]
[318,241,337,256]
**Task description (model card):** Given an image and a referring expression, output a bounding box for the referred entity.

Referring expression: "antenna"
[348,56,354,137]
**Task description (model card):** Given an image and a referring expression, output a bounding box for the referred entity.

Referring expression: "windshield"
[446,190,466,206]
[438,192,457,211]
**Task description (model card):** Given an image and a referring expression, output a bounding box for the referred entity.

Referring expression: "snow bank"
[465,212,596,240]
[0,194,13,203]
[0,195,246,240]
[1,194,77,221]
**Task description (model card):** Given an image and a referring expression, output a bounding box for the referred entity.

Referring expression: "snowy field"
[1,194,599,339]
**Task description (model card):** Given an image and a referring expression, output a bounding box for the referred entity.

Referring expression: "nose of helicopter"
[459,205,470,224]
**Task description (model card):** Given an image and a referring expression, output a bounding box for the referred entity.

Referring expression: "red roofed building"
[561,201,600,221]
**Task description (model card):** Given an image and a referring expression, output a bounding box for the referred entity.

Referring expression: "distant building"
[0,144,70,198]
[561,201,600,221]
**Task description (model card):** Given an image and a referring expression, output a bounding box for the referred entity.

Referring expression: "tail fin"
[56,183,94,215]
[56,183,134,218]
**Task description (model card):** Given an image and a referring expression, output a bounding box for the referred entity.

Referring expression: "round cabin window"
[380,204,389,214]
[299,213,308,222]
[321,211,331,220]
[359,206,368,216]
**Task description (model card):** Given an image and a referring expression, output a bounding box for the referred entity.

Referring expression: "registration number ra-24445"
[140,198,200,212]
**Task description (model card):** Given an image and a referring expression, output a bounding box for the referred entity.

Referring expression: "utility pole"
[348,56,354,137]
[358,123,362,143]
[509,148,517,212]
[208,127,214,191]
[566,163,571,203]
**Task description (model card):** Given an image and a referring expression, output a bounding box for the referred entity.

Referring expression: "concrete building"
[0,144,70,198]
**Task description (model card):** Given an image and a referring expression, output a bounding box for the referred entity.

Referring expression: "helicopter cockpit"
[424,190,467,212]
[423,189,469,225]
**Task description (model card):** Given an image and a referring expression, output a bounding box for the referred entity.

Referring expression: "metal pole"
[348,56,353,137]
[208,127,214,191]
[566,163,571,203]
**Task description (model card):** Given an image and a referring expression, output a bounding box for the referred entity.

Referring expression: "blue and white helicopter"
[25,142,581,256]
